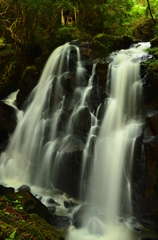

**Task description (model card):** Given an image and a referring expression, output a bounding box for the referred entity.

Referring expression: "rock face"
[0,102,17,151]
[141,40,158,219]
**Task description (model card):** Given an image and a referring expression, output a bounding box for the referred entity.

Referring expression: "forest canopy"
[0,0,158,50]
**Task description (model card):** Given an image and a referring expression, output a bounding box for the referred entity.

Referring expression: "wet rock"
[89,34,133,58]
[18,185,31,192]
[50,215,71,228]
[146,110,158,135]
[0,102,17,132]
[71,106,91,136]
[48,206,56,216]
[47,197,60,205]
[151,37,158,48]
[17,66,39,107]
[64,200,76,209]
[0,102,17,147]
[52,151,83,198]
[140,238,158,240]
[60,72,74,94]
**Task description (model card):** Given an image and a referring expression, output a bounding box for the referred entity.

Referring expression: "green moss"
[90,34,133,58]
[147,59,158,73]
[0,195,65,240]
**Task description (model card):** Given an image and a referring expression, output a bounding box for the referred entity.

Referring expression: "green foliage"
[0,0,158,56]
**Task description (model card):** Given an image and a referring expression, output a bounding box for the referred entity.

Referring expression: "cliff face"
[142,38,158,219]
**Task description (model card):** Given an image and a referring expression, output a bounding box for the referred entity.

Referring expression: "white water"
[0,42,151,240]
[0,42,86,186]
[67,42,151,240]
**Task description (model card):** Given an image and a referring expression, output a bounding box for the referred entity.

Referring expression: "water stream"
[0,41,153,240]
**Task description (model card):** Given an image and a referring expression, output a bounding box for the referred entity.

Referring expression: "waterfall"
[83,43,150,225]
[0,42,87,187]
[0,41,151,239]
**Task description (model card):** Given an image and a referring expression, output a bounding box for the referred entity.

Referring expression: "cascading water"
[67,43,151,240]
[0,42,87,187]
[0,41,152,240]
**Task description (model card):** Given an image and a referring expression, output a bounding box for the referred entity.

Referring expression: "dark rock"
[141,238,158,240]
[146,110,158,135]
[48,206,56,216]
[0,102,17,132]
[151,38,158,48]
[17,66,39,107]
[0,185,15,195]
[71,106,91,136]
[47,197,59,205]
[18,185,31,192]
[60,72,74,94]
[51,135,85,198]
[50,215,71,228]
[89,34,133,58]
[64,200,75,209]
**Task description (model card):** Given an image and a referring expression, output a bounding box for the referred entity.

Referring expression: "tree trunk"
[146,0,155,22]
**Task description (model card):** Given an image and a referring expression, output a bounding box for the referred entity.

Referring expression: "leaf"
[9,230,16,239]
[18,195,23,199]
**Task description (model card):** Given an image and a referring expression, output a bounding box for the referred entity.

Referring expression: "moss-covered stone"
[151,37,158,48]
[0,194,64,240]
[89,34,133,58]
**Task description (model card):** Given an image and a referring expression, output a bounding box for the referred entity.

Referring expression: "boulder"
[17,66,39,107]
[151,37,158,48]
[146,110,158,135]
[89,34,133,58]
[70,106,91,136]
[0,102,17,148]
[6,189,51,223]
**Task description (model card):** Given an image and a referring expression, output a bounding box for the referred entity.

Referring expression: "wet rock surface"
[142,38,158,219]
[0,102,17,151]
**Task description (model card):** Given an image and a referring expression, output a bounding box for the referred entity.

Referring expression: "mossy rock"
[90,34,133,58]
[0,194,64,240]
[151,37,158,48]
[5,189,50,222]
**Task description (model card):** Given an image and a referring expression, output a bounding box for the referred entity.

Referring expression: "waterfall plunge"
[87,46,146,221]
[75,43,150,239]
